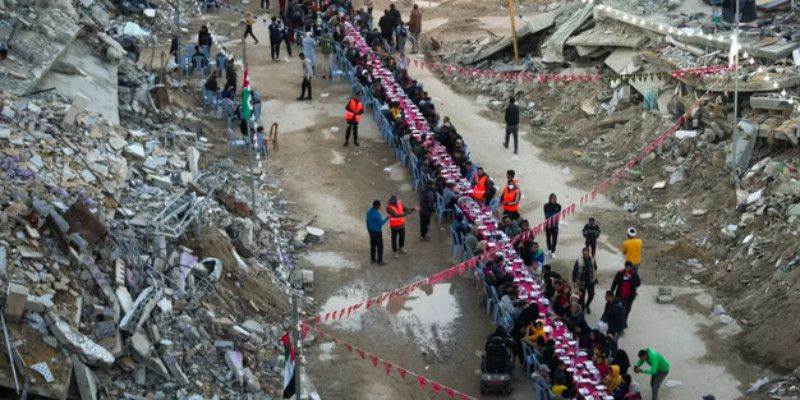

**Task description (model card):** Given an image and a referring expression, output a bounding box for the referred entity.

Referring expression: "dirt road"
[198,3,754,399]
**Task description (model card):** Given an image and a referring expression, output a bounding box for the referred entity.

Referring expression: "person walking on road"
[501,180,521,220]
[622,227,643,272]
[611,261,640,323]
[386,195,416,258]
[572,247,597,314]
[582,217,601,257]
[319,29,334,78]
[600,290,626,339]
[268,17,282,61]
[634,348,670,400]
[277,18,292,58]
[344,93,364,146]
[298,52,313,100]
[364,0,374,16]
[243,13,259,44]
[366,200,389,265]
[503,96,520,154]
[419,181,435,241]
[301,32,317,72]
[543,193,562,257]
[408,4,422,53]
[261,0,269,10]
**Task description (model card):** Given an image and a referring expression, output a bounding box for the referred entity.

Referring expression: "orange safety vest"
[345,98,364,123]
[473,175,488,200]
[387,200,406,227]
[502,187,520,212]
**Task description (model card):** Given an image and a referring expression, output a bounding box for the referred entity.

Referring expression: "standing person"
[378,10,393,47]
[571,247,597,314]
[277,18,292,58]
[582,217,601,257]
[225,56,237,89]
[343,93,364,146]
[610,261,641,323]
[600,290,626,340]
[634,348,670,400]
[298,52,313,100]
[243,13,259,44]
[387,4,402,46]
[268,17,283,61]
[198,25,213,50]
[364,0,374,16]
[318,29,333,78]
[503,96,520,154]
[301,31,317,73]
[472,167,488,202]
[366,200,389,265]
[419,181,435,241]
[261,0,269,10]
[501,180,521,220]
[543,193,562,257]
[386,195,416,258]
[408,4,422,53]
[621,227,643,272]
[395,23,408,56]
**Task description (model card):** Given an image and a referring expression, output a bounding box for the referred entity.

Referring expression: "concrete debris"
[46,312,115,367]
[5,283,29,322]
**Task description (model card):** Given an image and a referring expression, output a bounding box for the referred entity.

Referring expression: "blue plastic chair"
[200,45,211,58]
[192,54,209,75]
[227,128,247,157]
[435,192,454,224]
[521,342,540,378]
[489,197,500,214]
[215,53,227,71]
[449,226,463,259]
[201,87,219,114]
[500,309,513,331]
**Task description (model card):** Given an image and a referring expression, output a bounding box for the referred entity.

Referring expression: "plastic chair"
[201,86,220,114]
[227,128,247,157]
[435,192,454,225]
[500,310,513,331]
[200,45,210,58]
[192,54,209,75]
[449,226,463,259]
[215,53,227,71]
[489,197,500,214]
[521,342,540,378]
[486,284,498,317]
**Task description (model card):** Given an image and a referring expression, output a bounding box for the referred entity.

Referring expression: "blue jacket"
[366,208,389,232]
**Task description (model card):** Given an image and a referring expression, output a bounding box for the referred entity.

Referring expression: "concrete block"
[61,94,89,129]
[5,283,29,322]
[129,332,151,360]
[241,319,265,336]
[26,293,55,313]
[46,312,115,367]
[160,348,190,386]
[72,355,98,400]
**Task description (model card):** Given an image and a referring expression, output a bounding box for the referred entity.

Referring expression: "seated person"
[441,182,459,209]
[190,46,208,73]
[522,320,546,345]
[498,285,524,319]
[500,215,521,238]
[204,70,219,93]
[552,282,572,317]
[221,83,237,99]
[451,213,471,236]
[483,179,497,206]
[464,227,486,257]
[605,365,623,392]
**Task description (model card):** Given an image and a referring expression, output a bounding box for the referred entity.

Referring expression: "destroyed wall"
[0,1,312,398]
[424,0,800,384]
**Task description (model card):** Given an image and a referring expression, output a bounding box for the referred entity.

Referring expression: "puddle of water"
[302,251,356,270]
[317,341,336,361]
[319,282,461,355]
[331,149,345,164]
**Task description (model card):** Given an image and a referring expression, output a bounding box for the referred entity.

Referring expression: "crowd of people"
[192,2,695,399]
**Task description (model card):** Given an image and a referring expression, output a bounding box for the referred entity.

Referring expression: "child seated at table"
[522,320,547,345]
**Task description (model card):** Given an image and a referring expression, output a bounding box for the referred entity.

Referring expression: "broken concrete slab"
[5,282,29,322]
[119,286,163,334]
[541,3,594,63]
[567,28,648,49]
[160,348,190,386]
[61,94,90,129]
[72,355,98,400]
[462,11,557,65]
[45,312,115,367]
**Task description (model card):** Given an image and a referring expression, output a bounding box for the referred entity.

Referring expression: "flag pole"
[292,287,303,399]
[241,23,258,212]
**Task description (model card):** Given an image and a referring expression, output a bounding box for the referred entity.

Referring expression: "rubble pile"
[426,0,800,377]
[0,89,307,399]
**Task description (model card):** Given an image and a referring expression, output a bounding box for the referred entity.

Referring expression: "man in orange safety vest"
[386,195,416,259]
[344,93,364,147]
[472,167,488,201]
[501,179,521,220]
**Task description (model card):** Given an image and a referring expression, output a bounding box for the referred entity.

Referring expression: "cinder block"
[5,283,29,322]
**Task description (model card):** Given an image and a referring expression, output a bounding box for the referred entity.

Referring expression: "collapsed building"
[0,1,317,399]
[426,1,800,396]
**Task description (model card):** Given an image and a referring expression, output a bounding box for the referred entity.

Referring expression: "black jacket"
[198,30,213,47]
[419,186,435,215]
[378,16,392,36]
[610,270,641,299]
[269,23,282,42]
[601,299,626,335]
[504,104,519,125]
[582,223,601,241]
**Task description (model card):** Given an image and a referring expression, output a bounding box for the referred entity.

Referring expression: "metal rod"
[732,0,740,168]
[242,29,258,212]
[291,287,303,399]
[507,0,520,64]
[1,310,20,394]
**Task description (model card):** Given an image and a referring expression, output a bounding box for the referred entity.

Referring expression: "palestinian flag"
[280,332,296,398]
[241,64,253,122]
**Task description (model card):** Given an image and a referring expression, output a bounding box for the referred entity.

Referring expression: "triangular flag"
[459,394,470,400]
[356,349,365,360]
[369,354,379,367]
[417,376,427,390]
[383,361,393,375]
[445,387,455,397]
[431,381,441,395]
[345,343,352,352]
[397,367,407,379]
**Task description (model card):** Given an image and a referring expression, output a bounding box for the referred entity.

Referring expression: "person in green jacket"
[634,348,670,400]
